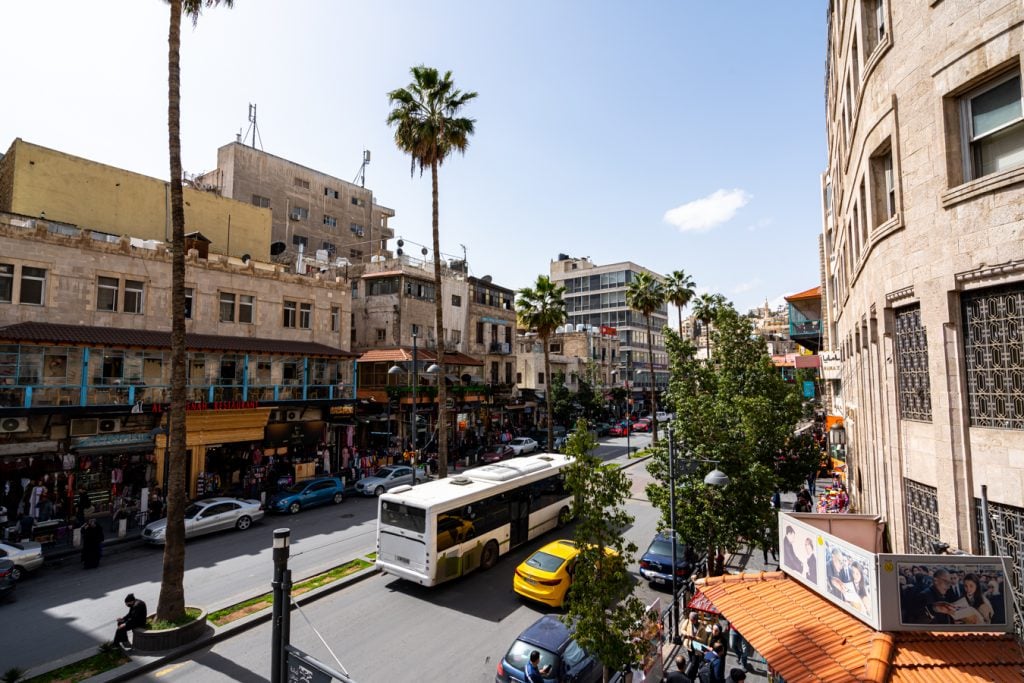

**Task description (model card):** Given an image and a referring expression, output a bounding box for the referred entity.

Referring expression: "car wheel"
[480,540,499,570]
[235,515,252,531]
[288,502,301,515]
[332,492,344,505]
[556,506,572,529]
[10,565,25,582]
[374,485,385,496]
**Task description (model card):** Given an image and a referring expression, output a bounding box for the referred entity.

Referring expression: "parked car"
[552,435,568,452]
[655,411,672,423]
[608,422,630,437]
[638,531,698,588]
[479,444,516,464]
[594,422,612,437]
[143,497,263,545]
[631,419,652,432]
[495,614,601,683]
[513,539,618,609]
[268,476,345,514]
[508,437,539,456]
[355,465,424,496]
[0,559,15,603]
[0,541,44,581]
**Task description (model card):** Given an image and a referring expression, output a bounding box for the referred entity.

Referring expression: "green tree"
[158,0,233,623]
[516,275,567,451]
[664,270,697,337]
[646,307,808,575]
[692,292,728,359]
[563,420,648,680]
[549,373,573,427]
[387,66,477,479]
[575,377,604,422]
[625,271,665,443]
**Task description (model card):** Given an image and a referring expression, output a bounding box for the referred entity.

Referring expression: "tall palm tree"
[516,276,567,452]
[625,271,665,444]
[664,270,696,337]
[157,0,232,624]
[388,66,477,480]
[692,292,727,360]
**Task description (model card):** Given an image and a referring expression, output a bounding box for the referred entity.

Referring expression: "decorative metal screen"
[904,478,940,555]
[894,304,932,421]
[975,498,1024,637]
[963,286,1024,429]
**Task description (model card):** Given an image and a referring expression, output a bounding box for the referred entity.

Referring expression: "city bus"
[375,453,575,586]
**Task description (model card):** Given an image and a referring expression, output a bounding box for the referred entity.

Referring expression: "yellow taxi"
[513,539,619,608]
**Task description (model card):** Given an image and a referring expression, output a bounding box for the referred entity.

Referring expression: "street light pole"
[270,528,291,683]
[411,332,418,485]
[668,425,680,644]
[626,351,632,457]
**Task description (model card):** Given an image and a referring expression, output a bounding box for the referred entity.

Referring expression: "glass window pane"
[239,295,254,324]
[972,77,1023,138]
[20,267,46,305]
[974,121,1024,177]
[219,292,235,322]
[0,264,11,303]
[124,280,144,314]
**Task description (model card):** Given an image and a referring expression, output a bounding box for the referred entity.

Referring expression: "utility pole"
[271,528,291,683]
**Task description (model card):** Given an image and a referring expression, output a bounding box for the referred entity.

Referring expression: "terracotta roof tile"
[698,572,1024,683]
[785,285,822,302]
[0,322,355,357]
[356,347,484,367]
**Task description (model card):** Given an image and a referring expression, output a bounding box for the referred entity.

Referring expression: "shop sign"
[600,325,617,336]
[73,432,154,450]
[330,405,355,416]
[151,400,260,413]
[820,352,842,380]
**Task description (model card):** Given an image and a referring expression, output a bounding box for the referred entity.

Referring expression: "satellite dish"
[241,253,251,263]
[397,239,404,248]
[421,247,428,256]
[270,242,286,256]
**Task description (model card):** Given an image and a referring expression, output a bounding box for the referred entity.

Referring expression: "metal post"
[411,333,418,484]
[271,528,291,683]
[981,484,992,555]
[281,567,292,682]
[626,352,632,456]
[668,426,680,644]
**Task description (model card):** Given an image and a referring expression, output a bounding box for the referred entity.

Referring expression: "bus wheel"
[556,507,572,529]
[481,540,499,570]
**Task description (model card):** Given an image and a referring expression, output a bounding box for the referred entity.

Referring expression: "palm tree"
[664,270,696,337]
[625,271,665,444]
[157,0,232,624]
[516,276,567,452]
[692,292,727,360]
[388,66,477,480]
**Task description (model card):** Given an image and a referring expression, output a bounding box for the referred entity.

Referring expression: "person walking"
[113,593,147,651]
[81,517,104,569]
[525,650,551,683]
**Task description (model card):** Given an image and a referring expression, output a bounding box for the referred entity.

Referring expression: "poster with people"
[781,522,820,585]
[822,541,873,619]
[892,561,1010,628]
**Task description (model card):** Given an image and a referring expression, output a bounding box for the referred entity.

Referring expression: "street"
[1,434,653,677]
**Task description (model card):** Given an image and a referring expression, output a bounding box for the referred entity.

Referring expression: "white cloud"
[746,217,774,232]
[663,188,752,232]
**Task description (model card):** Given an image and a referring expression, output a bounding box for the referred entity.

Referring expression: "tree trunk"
[543,338,554,452]
[646,314,658,445]
[677,308,683,339]
[431,159,449,479]
[157,0,187,622]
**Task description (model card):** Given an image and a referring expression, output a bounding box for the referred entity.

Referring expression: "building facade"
[821,0,1024,608]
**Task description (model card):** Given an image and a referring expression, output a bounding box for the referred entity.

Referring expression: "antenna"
[242,103,264,150]
[354,149,371,187]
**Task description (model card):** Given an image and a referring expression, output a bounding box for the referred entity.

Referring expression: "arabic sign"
[820,352,842,380]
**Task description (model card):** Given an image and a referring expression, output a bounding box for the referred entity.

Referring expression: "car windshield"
[184,504,202,519]
[525,550,568,573]
[647,539,676,557]
[505,640,559,675]
[374,468,395,478]
[512,438,526,445]
[284,483,307,494]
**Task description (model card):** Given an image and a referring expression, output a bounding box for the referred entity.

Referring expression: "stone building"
[820,0,1024,594]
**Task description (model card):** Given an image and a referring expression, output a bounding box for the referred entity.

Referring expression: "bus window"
[436,513,475,552]
[381,501,426,533]
[530,474,566,512]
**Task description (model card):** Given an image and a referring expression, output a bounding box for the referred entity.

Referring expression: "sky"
[1,1,828,316]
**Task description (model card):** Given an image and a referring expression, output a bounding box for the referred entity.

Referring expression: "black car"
[0,559,16,603]
[638,531,698,588]
[496,615,600,683]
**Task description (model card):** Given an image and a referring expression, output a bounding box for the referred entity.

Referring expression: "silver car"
[355,465,424,496]
[142,497,263,544]
[508,437,538,455]
[0,541,44,581]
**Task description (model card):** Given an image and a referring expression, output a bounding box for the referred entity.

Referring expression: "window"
[870,142,896,224]
[451,294,462,307]
[239,295,254,324]
[350,249,363,260]
[324,187,339,199]
[351,281,359,298]
[451,329,461,344]
[894,305,931,422]
[299,302,312,329]
[550,343,562,354]
[184,287,193,320]
[351,196,365,206]
[323,215,337,228]
[350,223,365,237]
[283,301,297,328]
[516,372,522,384]
[124,280,144,314]
[962,72,1024,180]
[505,362,513,384]
[97,276,119,312]
[294,177,310,189]
[219,292,236,322]
[20,267,46,306]
[476,321,484,344]
[0,264,12,303]
[322,241,336,256]
[290,207,308,221]
[292,235,308,248]
[962,285,1024,428]
[376,328,386,341]
[538,372,545,385]
[331,306,340,332]
[252,194,270,208]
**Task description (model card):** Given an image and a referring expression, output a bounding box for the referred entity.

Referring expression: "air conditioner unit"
[501,343,511,354]
[70,418,98,437]
[286,409,303,422]
[98,418,122,434]
[0,417,28,434]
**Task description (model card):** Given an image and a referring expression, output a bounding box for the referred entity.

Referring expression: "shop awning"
[698,571,1024,682]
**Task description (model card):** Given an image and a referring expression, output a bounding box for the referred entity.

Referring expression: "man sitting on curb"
[114,593,147,652]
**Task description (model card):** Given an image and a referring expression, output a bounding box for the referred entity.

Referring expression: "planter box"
[133,608,210,652]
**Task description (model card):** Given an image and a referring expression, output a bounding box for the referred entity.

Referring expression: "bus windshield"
[381,500,426,533]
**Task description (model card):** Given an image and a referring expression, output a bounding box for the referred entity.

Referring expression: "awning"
[697,571,1024,682]
[686,589,721,615]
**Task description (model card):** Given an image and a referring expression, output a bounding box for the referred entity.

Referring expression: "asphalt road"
[1,434,652,675]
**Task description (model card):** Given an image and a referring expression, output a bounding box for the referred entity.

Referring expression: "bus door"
[509,494,531,548]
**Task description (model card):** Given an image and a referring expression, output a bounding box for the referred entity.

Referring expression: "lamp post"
[270,527,291,683]
[389,333,440,485]
[625,352,632,457]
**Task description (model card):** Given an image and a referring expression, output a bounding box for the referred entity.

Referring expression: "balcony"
[789,319,822,337]
[488,342,512,355]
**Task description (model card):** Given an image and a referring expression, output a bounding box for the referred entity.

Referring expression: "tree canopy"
[517,275,567,450]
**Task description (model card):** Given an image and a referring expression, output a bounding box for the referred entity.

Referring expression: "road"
[0,434,652,675]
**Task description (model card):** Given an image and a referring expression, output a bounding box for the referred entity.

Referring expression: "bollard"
[73,527,82,547]
[118,517,127,538]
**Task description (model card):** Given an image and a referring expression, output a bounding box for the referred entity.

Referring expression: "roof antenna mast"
[241,103,264,150]
[354,149,371,187]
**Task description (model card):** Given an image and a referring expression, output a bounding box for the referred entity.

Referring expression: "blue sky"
[1,1,827,314]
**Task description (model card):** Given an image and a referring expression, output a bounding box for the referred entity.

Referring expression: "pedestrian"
[76,489,92,526]
[770,489,781,510]
[81,517,104,569]
[729,627,750,670]
[701,642,727,683]
[525,650,551,683]
[665,654,693,682]
[18,513,34,542]
[727,668,747,682]
[113,593,148,652]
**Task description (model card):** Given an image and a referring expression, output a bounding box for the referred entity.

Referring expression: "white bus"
[375,453,575,586]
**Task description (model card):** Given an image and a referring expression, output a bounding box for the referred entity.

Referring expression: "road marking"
[155,662,188,677]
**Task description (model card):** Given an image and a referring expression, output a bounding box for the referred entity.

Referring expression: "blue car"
[269,477,345,514]
[638,531,697,588]
[495,615,600,683]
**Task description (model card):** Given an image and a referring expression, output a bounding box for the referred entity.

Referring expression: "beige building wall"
[821,0,1024,556]
[0,139,271,259]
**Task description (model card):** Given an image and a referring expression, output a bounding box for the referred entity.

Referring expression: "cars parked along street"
[355,465,423,496]
[142,497,263,545]
[479,444,516,464]
[638,531,698,588]
[268,476,345,514]
[0,541,44,581]
[513,539,618,609]
[496,614,601,683]
[0,559,15,603]
[508,437,539,455]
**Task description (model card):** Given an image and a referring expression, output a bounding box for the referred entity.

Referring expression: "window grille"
[963,286,1024,428]
[894,305,931,421]
[904,478,940,555]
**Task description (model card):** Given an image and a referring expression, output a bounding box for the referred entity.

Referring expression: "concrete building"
[549,255,668,394]
[820,0,1024,604]
[515,327,620,394]
[197,142,394,264]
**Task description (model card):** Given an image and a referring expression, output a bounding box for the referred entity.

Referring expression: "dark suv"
[496,615,600,683]
[638,531,697,588]
[0,559,16,603]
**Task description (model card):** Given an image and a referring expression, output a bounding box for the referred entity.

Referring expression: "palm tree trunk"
[677,308,683,338]
[158,0,187,622]
[543,338,553,452]
[431,159,449,479]
[646,315,657,445]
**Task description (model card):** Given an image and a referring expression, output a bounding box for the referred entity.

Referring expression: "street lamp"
[666,425,730,645]
[388,333,440,483]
